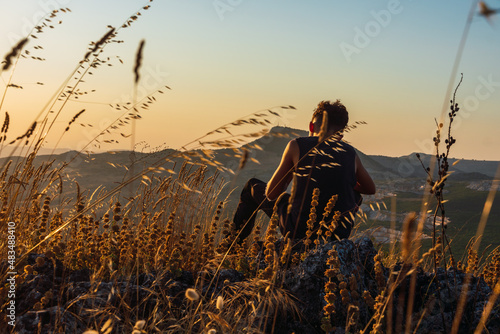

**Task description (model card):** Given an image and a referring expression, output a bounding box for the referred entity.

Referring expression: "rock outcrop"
[2,238,499,333]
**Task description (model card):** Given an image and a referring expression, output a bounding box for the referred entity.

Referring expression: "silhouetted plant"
[417,73,463,270]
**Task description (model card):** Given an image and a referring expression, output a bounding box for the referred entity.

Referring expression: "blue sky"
[1,0,499,160]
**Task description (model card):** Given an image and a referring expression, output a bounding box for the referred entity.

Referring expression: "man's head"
[311,100,349,133]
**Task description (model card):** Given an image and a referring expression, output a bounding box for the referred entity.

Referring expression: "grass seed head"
[133,39,145,83]
[134,320,146,330]
[185,288,200,301]
[2,38,28,71]
[216,295,224,310]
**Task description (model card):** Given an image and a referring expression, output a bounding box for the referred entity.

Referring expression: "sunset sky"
[1,0,499,160]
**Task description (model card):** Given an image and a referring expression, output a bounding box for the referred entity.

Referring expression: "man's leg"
[233,178,275,241]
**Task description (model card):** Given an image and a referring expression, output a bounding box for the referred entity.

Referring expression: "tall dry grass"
[0,3,499,334]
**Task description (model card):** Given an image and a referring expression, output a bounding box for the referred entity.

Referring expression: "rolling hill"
[2,126,498,257]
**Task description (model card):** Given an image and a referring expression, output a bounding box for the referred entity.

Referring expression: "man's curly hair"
[312,100,349,131]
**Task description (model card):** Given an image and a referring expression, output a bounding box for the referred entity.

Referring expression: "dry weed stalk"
[2,4,499,334]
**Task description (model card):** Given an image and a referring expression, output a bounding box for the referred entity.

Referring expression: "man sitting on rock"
[233,100,375,242]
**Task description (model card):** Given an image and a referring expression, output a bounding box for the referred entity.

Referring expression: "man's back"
[288,136,358,239]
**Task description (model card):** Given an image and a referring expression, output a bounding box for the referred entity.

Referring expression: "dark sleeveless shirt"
[287,136,358,239]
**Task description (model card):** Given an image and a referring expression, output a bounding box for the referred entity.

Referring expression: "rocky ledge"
[1,238,499,333]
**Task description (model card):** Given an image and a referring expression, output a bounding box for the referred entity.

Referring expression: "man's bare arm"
[265,139,299,200]
[354,154,376,195]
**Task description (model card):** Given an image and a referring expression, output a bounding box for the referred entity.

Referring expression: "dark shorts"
[233,178,290,241]
[233,178,354,241]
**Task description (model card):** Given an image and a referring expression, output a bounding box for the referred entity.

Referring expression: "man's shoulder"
[337,142,358,157]
[294,136,318,144]
[338,141,356,151]
[295,136,356,149]
[294,136,357,155]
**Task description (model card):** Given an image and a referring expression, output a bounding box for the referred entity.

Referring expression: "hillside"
[2,126,498,257]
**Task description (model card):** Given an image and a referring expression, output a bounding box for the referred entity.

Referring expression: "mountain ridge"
[0,126,497,195]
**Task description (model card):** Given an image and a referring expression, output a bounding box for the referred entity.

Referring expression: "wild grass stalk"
[2,3,500,334]
[451,165,500,333]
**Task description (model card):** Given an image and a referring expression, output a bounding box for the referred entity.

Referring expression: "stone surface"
[2,237,499,333]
